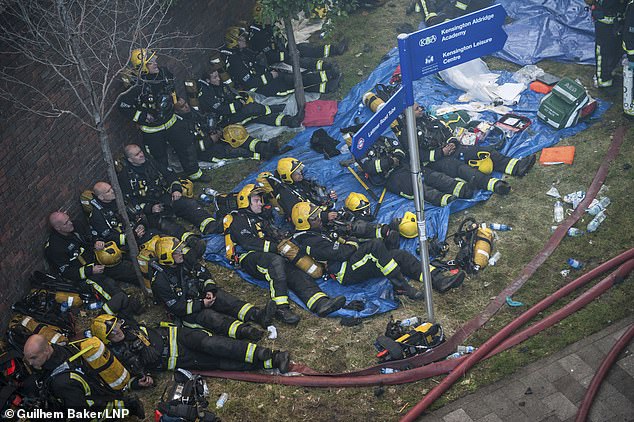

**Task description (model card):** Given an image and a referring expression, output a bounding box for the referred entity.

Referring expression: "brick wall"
[0,0,255,329]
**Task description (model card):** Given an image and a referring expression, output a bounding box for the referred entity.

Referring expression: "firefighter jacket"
[45,224,98,282]
[197,78,248,117]
[224,47,277,91]
[591,0,626,20]
[88,198,154,247]
[624,1,634,60]
[108,322,165,374]
[358,136,407,185]
[151,261,217,319]
[43,344,126,413]
[398,113,454,163]
[117,157,182,215]
[272,175,334,218]
[118,68,178,131]
[292,230,358,275]
[226,208,285,257]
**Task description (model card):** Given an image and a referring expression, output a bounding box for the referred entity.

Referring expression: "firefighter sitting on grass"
[90,315,292,378]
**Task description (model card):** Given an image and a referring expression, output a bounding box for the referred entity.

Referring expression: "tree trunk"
[284,16,306,115]
[97,126,150,295]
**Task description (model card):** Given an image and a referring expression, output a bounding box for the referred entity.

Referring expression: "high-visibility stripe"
[109,367,130,390]
[182,320,204,329]
[249,139,260,152]
[200,217,216,233]
[275,114,284,126]
[307,292,327,310]
[140,114,177,133]
[167,326,178,370]
[279,51,285,61]
[623,40,634,55]
[323,44,331,58]
[263,358,273,369]
[257,265,289,304]
[319,82,327,93]
[84,342,105,363]
[69,372,91,396]
[260,74,269,84]
[85,279,111,300]
[272,296,289,305]
[336,261,348,283]
[505,158,519,175]
[376,226,382,238]
[440,194,453,206]
[245,343,257,363]
[189,169,203,180]
[455,1,467,10]
[316,59,323,70]
[238,303,253,321]
[79,267,86,279]
[379,258,398,276]
[430,150,437,161]
[230,103,237,113]
[488,178,499,191]
[264,105,272,114]
[453,181,465,197]
[102,303,113,315]
[375,160,383,173]
[186,299,194,314]
[319,71,328,82]
[263,240,271,252]
[253,153,261,160]
[228,320,242,338]
[133,110,142,122]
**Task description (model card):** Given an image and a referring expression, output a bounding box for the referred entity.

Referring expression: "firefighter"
[587,0,626,88]
[222,27,340,97]
[197,66,302,128]
[118,49,209,183]
[292,202,466,300]
[117,144,221,236]
[151,237,275,341]
[290,202,426,299]
[91,315,292,375]
[400,105,537,196]
[272,157,339,223]
[347,133,473,206]
[624,0,634,118]
[45,211,142,317]
[224,184,347,324]
[23,334,145,419]
[408,0,494,26]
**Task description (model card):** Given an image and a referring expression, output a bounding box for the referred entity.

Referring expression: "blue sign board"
[351,86,404,159]
[351,5,507,158]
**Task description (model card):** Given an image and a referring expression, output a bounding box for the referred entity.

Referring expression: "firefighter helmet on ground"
[91,314,119,345]
[95,241,123,267]
[155,237,184,266]
[237,184,265,209]
[223,124,249,148]
[468,151,493,174]
[179,179,194,198]
[399,211,418,238]
[291,202,320,231]
[130,48,156,74]
[276,157,303,184]
[344,192,371,213]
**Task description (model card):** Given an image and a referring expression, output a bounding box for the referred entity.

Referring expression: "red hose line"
[575,323,634,422]
[400,259,634,422]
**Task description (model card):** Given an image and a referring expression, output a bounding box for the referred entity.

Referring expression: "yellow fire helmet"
[344,192,371,213]
[291,202,320,231]
[225,26,247,49]
[223,124,249,148]
[130,48,156,74]
[399,211,418,238]
[256,171,274,193]
[468,151,493,175]
[90,314,119,345]
[276,157,303,184]
[236,184,266,209]
[95,241,123,267]
[179,178,194,198]
[155,236,184,266]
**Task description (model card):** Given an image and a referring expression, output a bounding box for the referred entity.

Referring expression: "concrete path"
[422,316,634,422]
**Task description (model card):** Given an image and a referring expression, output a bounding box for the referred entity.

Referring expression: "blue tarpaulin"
[205,7,608,319]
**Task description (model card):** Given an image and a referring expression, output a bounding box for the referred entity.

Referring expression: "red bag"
[302,100,338,127]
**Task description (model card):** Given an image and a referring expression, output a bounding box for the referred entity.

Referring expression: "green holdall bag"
[537,77,591,129]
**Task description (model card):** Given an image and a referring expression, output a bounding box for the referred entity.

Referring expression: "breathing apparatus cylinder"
[12,315,68,345]
[472,226,493,270]
[79,337,131,391]
[277,239,324,279]
[362,92,400,131]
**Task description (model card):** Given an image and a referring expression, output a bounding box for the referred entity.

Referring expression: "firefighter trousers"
[181,290,256,339]
[142,118,200,176]
[454,145,520,175]
[427,156,503,192]
[82,275,139,318]
[224,103,292,127]
[168,196,220,235]
[594,19,622,87]
[239,251,327,310]
[337,239,404,285]
[385,165,470,206]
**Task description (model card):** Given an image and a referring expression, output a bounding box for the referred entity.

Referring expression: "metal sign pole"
[398,34,435,322]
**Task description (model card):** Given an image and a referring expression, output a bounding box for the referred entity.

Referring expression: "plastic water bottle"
[399,316,421,327]
[488,251,502,266]
[87,301,103,310]
[60,301,70,313]
[199,193,214,204]
[567,227,585,237]
[380,368,400,374]
[587,197,610,216]
[84,329,93,338]
[553,200,564,223]
[488,223,512,231]
[204,187,219,197]
[457,345,476,354]
[216,392,229,409]
[567,258,583,269]
[447,352,463,360]
[587,210,607,232]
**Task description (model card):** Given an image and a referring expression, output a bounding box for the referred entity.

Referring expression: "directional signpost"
[351,5,508,322]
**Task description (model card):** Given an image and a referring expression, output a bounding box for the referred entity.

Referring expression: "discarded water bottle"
[488,251,502,266]
[457,345,476,354]
[199,193,214,204]
[60,301,70,313]
[567,227,585,237]
[87,301,103,310]
[447,352,463,360]
[587,197,610,216]
[587,210,607,232]
[488,223,512,231]
[216,392,229,409]
[567,258,583,269]
[204,187,219,197]
[380,368,400,374]
[84,329,93,338]
[553,200,564,223]
[399,317,421,327]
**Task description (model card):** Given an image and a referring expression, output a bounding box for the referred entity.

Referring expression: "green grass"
[122,2,634,420]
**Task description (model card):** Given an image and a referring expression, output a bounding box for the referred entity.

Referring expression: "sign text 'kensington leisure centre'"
[351,4,507,159]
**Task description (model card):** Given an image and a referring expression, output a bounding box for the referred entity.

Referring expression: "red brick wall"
[0,0,255,328]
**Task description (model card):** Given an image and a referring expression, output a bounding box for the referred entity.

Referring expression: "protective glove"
[139,345,161,366]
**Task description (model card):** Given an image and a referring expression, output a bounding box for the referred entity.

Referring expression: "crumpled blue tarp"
[205,32,609,319]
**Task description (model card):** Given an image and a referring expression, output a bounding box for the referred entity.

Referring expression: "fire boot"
[275,305,300,325]
[513,154,537,177]
[272,351,291,374]
[250,300,276,328]
[390,275,425,300]
[238,324,265,341]
[493,180,511,195]
[312,295,346,317]
[431,267,466,293]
